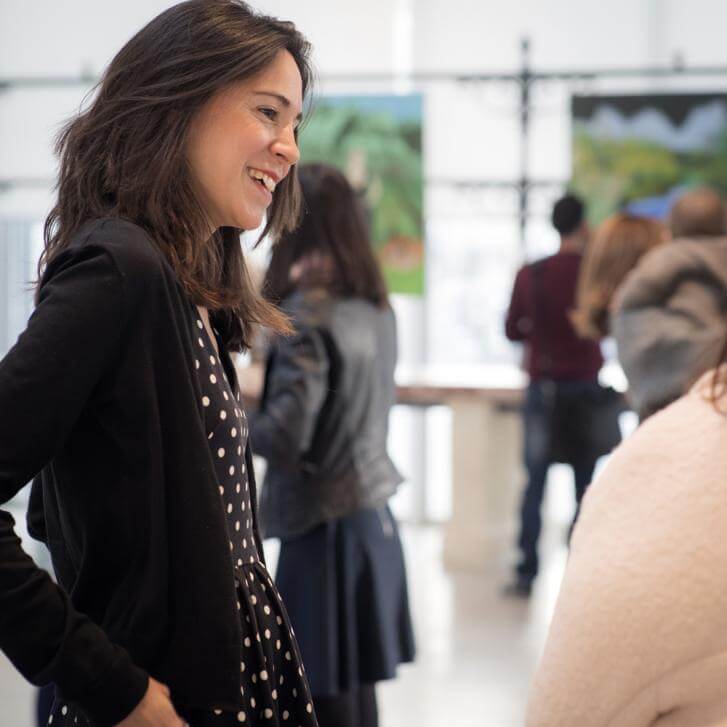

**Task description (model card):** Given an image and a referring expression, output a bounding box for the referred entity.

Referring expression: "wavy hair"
[263,163,389,308]
[41,0,313,348]
[571,213,665,340]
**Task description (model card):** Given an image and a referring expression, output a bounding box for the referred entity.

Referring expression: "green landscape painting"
[299,95,424,296]
[572,94,727,225]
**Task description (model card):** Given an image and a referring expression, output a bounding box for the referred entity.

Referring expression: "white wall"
[2,0,727,376]
[2,0,726,227]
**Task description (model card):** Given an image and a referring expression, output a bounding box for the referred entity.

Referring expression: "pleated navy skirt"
[275,504,416,697]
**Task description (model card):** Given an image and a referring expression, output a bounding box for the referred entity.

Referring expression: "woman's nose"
[273,125,300,166]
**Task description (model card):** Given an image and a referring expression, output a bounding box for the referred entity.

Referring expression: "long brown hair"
[263,164,389,307]
[571,213,665,340]
[41,0,312,349]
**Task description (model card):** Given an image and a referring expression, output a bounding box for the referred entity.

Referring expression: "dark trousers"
[314,684,378,727]
[515,381,598,582]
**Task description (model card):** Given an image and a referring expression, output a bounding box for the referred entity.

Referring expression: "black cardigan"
[0,218,264,725]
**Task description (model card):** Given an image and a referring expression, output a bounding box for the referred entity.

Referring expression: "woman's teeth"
[248,169,276,193]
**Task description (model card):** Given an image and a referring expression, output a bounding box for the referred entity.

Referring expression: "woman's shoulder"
[577,380,727,540]
[282,289,333,326]
[598,384,723,475]
[67,217,168,279]
[40,217,176,316]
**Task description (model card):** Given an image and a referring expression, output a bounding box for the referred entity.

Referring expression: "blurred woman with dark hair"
[250,163,416,727]
[0,2,320,725]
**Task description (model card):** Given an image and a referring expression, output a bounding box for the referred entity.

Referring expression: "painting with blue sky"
[571,93,727,225]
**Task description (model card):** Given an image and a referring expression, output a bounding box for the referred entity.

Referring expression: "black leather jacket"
[249,289,403,539]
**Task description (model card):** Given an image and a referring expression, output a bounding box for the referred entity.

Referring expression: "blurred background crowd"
[2,2,727,726]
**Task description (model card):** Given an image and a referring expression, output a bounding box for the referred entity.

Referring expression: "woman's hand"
[115,677,187,726]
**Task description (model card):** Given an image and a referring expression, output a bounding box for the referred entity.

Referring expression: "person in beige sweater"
[527,366,727,727]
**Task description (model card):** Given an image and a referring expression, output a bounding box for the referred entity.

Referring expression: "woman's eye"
[260,107,278,121]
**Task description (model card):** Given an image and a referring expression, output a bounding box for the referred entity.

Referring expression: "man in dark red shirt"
[504,194,603,597]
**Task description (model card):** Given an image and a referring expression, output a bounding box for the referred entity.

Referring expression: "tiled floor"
[376,524,567,727]
[0,498,572,727]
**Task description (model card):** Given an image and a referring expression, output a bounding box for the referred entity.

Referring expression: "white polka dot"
[237,446,242,456]
[241,501,246,512]
[271,689,277,700]
[260,669,268,681]
[217,447,225,458]
[210,355,216,365]
[250,698,256,708]
[244,637,251,647]
[264,708,273,719]
[238,558,243,566]
[292,688,298,697]
[250,555,255,564]
[285,651,291,661]
[229,465,235,476]
[264,629,271,639]
[231,428,238,438]
[280,675,284,685]
[227,503,233,514]
[195,359,200,369]
[202,396,210,407]
[208,432,214,439]
[275,639,281,650]
[236,712,246,723]
[264,605,271,615]
[220,410,228,420]
[210,374,217,384]
[282,711,289,721]
[240,661,246,672]
[223,391,229,401]
[242,538,248,548]
[61,707,68,716]
[276,616,283,626]
[197,319,203,328]
[252,673,257,684]
[306,703,313,714]
[214,709,223,715]
[251,595,257,605]
[198,337,204,347]
[236,482,241,493]
[235,520,240,531]
[219,486,224,495]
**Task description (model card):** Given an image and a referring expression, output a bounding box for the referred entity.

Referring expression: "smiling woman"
[42,0,313,349]
[186,53,303,234]
[0,2,322,727]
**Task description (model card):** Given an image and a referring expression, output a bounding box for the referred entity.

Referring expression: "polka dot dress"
[46,315,318,727]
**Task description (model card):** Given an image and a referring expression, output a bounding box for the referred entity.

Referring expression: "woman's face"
[187,50,303,231]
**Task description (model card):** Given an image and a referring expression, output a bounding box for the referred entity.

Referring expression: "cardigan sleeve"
[0,242,149,725]
[248,325,330,467]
